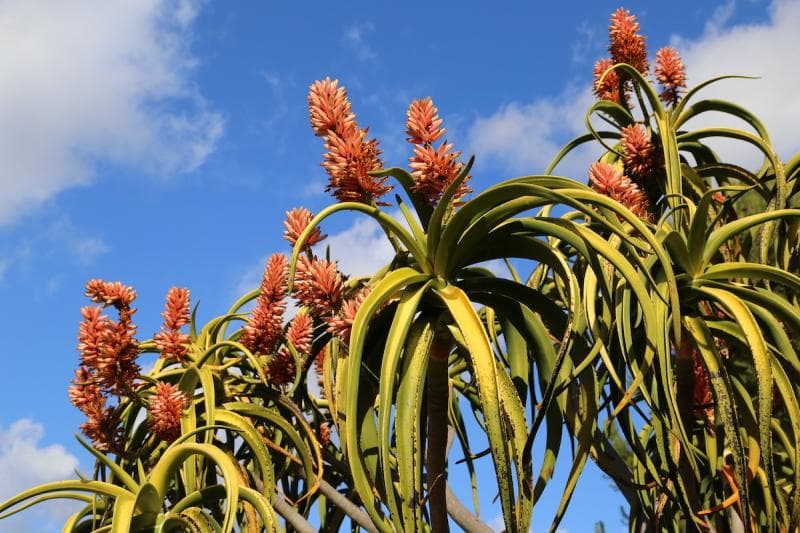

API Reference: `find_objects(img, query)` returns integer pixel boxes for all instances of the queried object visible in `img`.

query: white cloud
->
[673,0,800,162]
[0,0,223,225]
[468,88,602,178]
[342,22,377,62]
[468,0,800,177]
[0,419,81,532]
[317,216,395,278]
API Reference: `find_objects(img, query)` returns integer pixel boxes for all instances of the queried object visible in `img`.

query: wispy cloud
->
[342,22,378,62]
[0,419,81,532]
[0,215,109,285]
[258,70,291,132]
[571,20,603,65]
[0,0,224,225]
[301,179,327,198]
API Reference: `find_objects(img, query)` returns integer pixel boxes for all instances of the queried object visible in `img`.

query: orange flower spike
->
[608,8,648,74]
[268,312,314,387]
[68,366,103,414]
[162,287,190,330]
[308,77,390,204]
[308,77,356,137]
[319,423,331,447]
[85,279,136,308]
[325,286,371,344]
[77,306,111,369]
[621,124,657,179]
[81,279,140,394]
[293,255,344,315]
[322,124,389,204]
[148,381,189,442]
[79,405,121,452]
[405,97,470,205]
[285,311,314,356]
[242,253,288,355]
[588,162,652,221]
[284,207,327,250]
[406,97,445,145]
[655,46,687,106]
[592,58,625,104]
[154,287,191,362]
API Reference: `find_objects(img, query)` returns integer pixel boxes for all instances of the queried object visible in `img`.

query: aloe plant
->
[2,7,799,533]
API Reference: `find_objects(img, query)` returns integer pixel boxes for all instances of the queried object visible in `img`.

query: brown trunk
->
[427,332,451,533]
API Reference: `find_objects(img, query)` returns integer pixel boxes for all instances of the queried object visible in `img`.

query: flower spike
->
[621,124,658,180]
[154,287,191,362]
[308,78,390,204]
[405,97,471,205]
[588,162,652,221]
[242,254,288,355]
[655,46,687,106]
[148,382,189,442]
[284,207,327,250]
[608,8,648,74]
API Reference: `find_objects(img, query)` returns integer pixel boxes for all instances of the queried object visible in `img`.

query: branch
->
[288,462,379,532]
[444,427,494,532]
[317,478,379,533]
[446,483,494,533]
[271,493,316,533]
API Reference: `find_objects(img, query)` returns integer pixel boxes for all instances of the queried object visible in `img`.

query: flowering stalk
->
[68,279,141,451]
[293,255,344,316]
[588,162,652,221]
[620,124,658,182]
[242,254,288,356]
[154,287,191,362]
[308,78,390,204]
[148,381,189,442]
[284,207,326,251]
[406,97,471,205]
[608,8,648,75]
[655,46,687,106]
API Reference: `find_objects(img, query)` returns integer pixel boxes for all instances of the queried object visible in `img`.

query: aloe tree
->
[2,7,799,533]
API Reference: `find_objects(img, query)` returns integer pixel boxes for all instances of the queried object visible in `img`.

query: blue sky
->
[1,0,797,530]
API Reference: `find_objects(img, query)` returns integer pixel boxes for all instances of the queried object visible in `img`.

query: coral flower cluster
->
[69,279,140,451]
[308,78,390,204]
[240,208,373,386]
[242,253,289,356]
[655,46,687,106]
[620,124,659,182]
[154,287,191,361]
[406,97,471,204]
[325,286,371,344]
[148,381,189,442]
[284,207,327,250]
[269,311,314,385]
[588,162,651,221]
[592,9,686,108]
[608,8,648,74]
[589,9,690,220]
